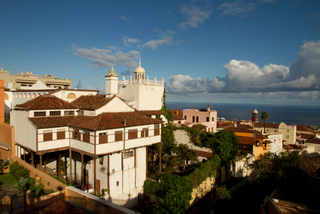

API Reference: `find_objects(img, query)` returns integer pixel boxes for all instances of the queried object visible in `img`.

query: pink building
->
[183,106,217,133]
[0,80,4,123]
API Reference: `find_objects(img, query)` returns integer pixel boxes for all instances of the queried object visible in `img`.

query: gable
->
[96,96,134,114]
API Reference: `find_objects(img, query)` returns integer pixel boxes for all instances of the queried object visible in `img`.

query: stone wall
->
[189,175,215,205]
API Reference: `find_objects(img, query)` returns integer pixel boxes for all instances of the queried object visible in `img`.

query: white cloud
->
[166,40,320,96]
[166,74,225,94]
[219,0,274,16]
[179,4,212,30]
[122,36,141,47]
[118,16,131,21]
[72,44,139,69]
[142,34,172,50]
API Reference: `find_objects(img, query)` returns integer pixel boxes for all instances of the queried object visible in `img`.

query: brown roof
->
[194,150,213,158]
[15,95,77,110]
[306,137,320,144]
[297,125,316,133]
[142,110,164,116]
[238,136,257,145]
[254,122,279,129]
[225,127,267,139]
[29,112,163,130]
[299,133,316,140]
[284,144,303,150]
[71,95,113,110]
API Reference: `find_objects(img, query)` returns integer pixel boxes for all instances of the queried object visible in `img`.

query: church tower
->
[252,109,259,123]
[105,65,119,98]
[133,59,145,81]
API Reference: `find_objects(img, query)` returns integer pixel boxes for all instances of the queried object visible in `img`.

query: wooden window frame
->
[115,131,123,142]
[34,111,46,117]
[50,111,61,116]
[141,128,149,138]
[43,131,53,141]
[57,129,65,140]
[123,150,134,159]
[128,129,138,140]
[83,132,90,143]
[64,111,74,116]
[154,124,160,136]
[99,133,108,144]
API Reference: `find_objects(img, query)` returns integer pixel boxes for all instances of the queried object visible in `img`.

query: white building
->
[11,94,162,207]
[105,61,165,111]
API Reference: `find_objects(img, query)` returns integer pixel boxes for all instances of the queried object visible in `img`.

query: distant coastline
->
[166,102,320,127]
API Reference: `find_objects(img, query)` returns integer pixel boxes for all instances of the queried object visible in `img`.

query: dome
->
[253,109,258,114]
[134,59,145,73]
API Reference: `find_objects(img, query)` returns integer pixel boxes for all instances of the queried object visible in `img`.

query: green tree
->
[213,130,239,163]
[175,144,197,170]
[161,123,177,155]
[260,112,270,133]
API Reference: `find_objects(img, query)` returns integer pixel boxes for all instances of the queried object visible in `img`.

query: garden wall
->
[0,123,15,161]
[189,175,215,205]
[11,156,66,192]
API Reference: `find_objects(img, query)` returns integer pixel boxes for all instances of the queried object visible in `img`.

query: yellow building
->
[0,68,71,89]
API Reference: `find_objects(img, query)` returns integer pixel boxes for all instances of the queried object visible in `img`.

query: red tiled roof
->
[297,125,316,133]
[29,116,76,128]
[284,144,303,150]
[306,137,320,144]
[141,110,164,116]
[29,112,163,130]
[237,136,257,145]
[194,150,213,158]
[254,122,279,129]
[299,133,316,140]
[71,95,113,110]
[15,95,77,110]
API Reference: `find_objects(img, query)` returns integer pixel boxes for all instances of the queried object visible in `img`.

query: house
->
[183,106,218,133]
[225,127,282,159]
[167,109,185,125]
[0,68,71,89]
[10,94,163,207]
[253,122,296,145]
[4,85,98,120]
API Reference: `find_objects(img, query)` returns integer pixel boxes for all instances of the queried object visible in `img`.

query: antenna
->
[95,72,98,90]
[66,67,68,79]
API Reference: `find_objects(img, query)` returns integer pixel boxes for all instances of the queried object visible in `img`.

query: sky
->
[1,0,320,105]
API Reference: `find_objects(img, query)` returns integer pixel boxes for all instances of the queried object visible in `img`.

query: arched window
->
[4,93,9,100]
[67,93,76,99]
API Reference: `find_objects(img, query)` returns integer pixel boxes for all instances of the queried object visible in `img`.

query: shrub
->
[9,161,30,179]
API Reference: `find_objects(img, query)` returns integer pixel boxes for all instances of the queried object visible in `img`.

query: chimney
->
[207,105,210,111]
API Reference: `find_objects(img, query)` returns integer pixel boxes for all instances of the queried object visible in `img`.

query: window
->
[99,156,104,165]
[286,135,289,139]
[196,116,199,123]
[64,111,74,116]
[123,150,134,158]
[34,111,46,117]
[141,128,149,138]
[57,129,65,140]
[83,132,90,143]
[43,130,53,141]
[99,133,108,144]
[115,131,123,142]
[154,124,160,136]
[78,111,84,116]
[50,111,61,116]
[286,130,289,133]
[212,117,214,122]
[184,115,187,120]
[128,129,138,140]
[116,181,119,186]
[192,116,195,123]
[206,117,209,122]
[73,130,80,140]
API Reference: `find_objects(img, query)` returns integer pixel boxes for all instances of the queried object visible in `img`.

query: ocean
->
[166,102,320,127]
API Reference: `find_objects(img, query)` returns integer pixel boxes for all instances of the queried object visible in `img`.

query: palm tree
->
[260,112,270,133]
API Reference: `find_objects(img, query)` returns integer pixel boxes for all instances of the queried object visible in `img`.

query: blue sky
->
[1,0,320,105]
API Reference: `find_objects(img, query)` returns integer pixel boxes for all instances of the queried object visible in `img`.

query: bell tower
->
[105,65,119,98]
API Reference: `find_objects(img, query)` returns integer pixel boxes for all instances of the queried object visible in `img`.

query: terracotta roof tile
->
[297,125,316,133]
[167,109,184,120]
[71,95,113,110]
[194,150,213,158]
[284,144,303,150]
[15,95,76,110]
[306,137,320,144]
[237,136,257,145]
[29,112,163,130]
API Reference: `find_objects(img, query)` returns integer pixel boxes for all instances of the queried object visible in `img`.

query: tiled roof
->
[284,144,303,150]
[254,122,279,129]
[29,116,76,128]
[237,124,252,129]
[225,127,267,139]
[238,136,257,145]
[71,95,113,110]
[141,110,164,116]
[194,150,213,158]
[15,95,77,110]
[297,125,316,133]
[29,112,163,130]
[306,137,320,144]
[298,133,315,140]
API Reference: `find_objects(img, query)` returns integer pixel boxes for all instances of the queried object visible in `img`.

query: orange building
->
[0,80,4,123]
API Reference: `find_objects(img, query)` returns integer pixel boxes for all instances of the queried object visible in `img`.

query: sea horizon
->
[166,102,320,127]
